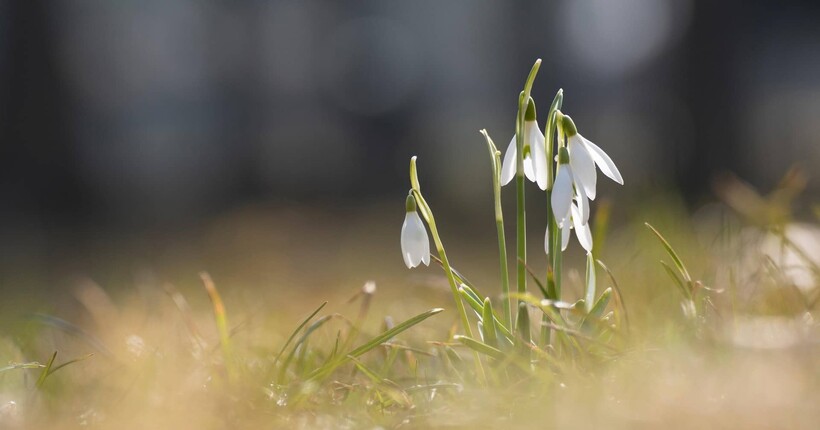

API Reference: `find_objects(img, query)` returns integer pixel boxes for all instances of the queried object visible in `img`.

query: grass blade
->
[36,352,57,388]
[278,314,335,384]
[481,298,499,349]
[201,272,235,378]
[660,260,692,299]
[454,335,505,360]
[645,223,692,282]
[308,308,444,382]
[0,362,45,373]
[274,301,328,365]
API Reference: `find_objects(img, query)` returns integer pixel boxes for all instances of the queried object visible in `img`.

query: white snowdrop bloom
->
[401,194,430,269]
[551,147,575,227]
[562,115,623,200]
[545,200,593,254]
[501,100,548,190]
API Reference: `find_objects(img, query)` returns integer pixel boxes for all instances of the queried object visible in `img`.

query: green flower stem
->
[480,130,511,328]
[409,157,486,382]
[514,60,541,340]
[541,90,563,346]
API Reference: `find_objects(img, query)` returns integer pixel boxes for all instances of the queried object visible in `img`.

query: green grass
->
[0,191,817,429]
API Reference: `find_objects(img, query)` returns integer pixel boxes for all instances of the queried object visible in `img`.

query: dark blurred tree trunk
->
[680,0,744,202]
[0,0,78,221]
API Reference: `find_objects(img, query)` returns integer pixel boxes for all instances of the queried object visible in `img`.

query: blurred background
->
[1,0,819,301]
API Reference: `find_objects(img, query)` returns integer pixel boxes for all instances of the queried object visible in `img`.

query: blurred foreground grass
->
[1,175,819,429]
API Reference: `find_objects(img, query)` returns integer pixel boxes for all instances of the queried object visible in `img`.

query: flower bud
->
[561,114,578,137]
[405,193,417,213]
[557,147,570,165]
[524,98,537,122]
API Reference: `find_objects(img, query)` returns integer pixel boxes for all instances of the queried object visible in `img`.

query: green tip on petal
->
[561,115,578,137]
[558,147,570,164]
[524,98,537,121]
[405,193,417,212]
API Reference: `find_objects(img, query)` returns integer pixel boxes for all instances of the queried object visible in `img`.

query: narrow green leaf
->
[36,351,57,388]
[584,252,597,312]
[481,298,499,349]
[308,308,443,382]
[660,260,692,299]
[516,301,530,344]
[347,308,443,359]
[581,288,612,331]
[645,223,692,282]
[0,362,45,373]
[595,259,631,333]
[454,335,505,361]
[46,353,94,377]
[274,301,328,366]
[459,286,513,341]
[520,257,550,299]
[278,314,334,384]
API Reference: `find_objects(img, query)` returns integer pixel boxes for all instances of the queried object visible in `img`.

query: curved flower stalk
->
[501,99,548,190]
[401,194,431,269]
[562,114,624,201]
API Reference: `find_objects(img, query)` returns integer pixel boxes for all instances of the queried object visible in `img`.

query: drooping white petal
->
[527,121,548,190]
[561,221,571,251]
[571,204,593,252]
[421,231,430,265]
[401,211,430,268]
[544,227,550,255]
[551,166,574,226]
[580,136,623,185]
[568,135,598,200]
[575,184,590,226]
[500,136,517,186]
[523,155,537,183]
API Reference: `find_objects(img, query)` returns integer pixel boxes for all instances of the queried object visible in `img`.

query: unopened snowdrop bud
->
[561,114,578,137]
[401,193,430,269]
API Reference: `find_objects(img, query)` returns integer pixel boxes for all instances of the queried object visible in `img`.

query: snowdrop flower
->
[561,115,623,200]
[501,99,548,190]
[551,147,589,227]
[401,194,430,269]
[545,202,593,254]
[548,149,593,254]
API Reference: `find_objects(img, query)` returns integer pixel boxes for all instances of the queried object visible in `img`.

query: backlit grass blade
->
[0,362,45,373]
[459,286,514,342]
[346,308,443,359]
[645,223,692,283]
[581,288,611,331]
[201,272,235,379]
[595,259,630,333]
[481,298,499,349]
[308,308,443,382]
[521,257,550,299]
[454,335,505,361]
[36,351,57,388]
[274,301,328,366]
[278,314,334,384]
[584,252,597,312]
[660,260,692,299]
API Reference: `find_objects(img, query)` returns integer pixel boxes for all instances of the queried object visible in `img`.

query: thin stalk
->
[412,190,472,340]
[481,130,512,328]
[542,90,563,345]
[514,59,541,338]
[409,157,486,383]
